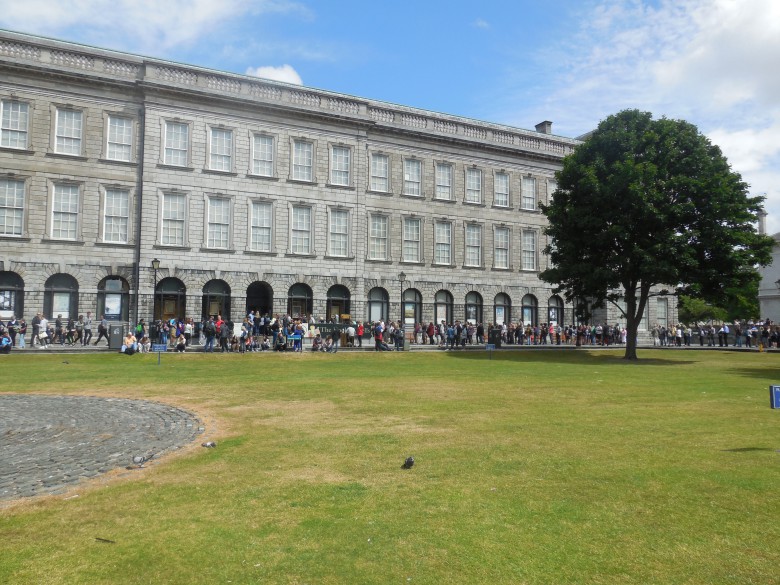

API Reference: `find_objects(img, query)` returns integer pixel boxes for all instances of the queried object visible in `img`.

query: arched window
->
[0,271,24,320]
[246,281,273,317]
[202,279,231,321]
[287,283,313,319]
[367,287,388,323]
[97,276,129,321]
[575,297,590,324]
[44,273,78,319]
[465,291,483,324]
[326,285,351,322]
[434,290,453,325]
[494,293,511,326]
[403,289,422,327]
[547,295,564,325]
[522,294,538,326]
[155,277,186,322]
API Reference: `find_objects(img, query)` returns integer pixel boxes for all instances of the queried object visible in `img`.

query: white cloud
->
[246,64,302,85]
[473,18,490,29]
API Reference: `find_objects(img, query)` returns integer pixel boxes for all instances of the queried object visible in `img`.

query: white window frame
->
[106,115,133,162]
[465,168,482,204]
[435,163,452,200]
[370,153,389,192]
[164,121,189,167]
[465,224,482,267]
[102,187,129,244]
[206,196,231,249]
[0,178,25,237]
[1,100,29,150]
[330,145,351,186]
[51,183,80,240]
[494,226,510,269]
[368,213,388,260]
[494,172,509,207]
[522,229,537,271]
[546,179,558,205]
[521,176,537,211]
[403,159,422,197]
[328,208,350,257]
[250,200,273,252]
[209,127,233,172]
[291,205,312,254]
[161,192,187,246]
[434,221,452,265]
[54,108,83,156]
[292,140,314,182]
[252,134,275,177]
[402,217,421,262]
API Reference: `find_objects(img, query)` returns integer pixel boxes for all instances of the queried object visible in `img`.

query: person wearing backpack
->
[203,317,217,352]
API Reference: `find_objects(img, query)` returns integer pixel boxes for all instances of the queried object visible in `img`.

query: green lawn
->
[2,349,779,584]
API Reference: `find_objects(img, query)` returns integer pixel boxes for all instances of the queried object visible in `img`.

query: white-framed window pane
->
[370,154,389,192]
[331,146,350,186]
[208,197,230,248]
[368,214,388,260]
[164,122,189,166]
[52,184,79,239]
[403,218,421,262]
[547,180,558,202]
[657,297,668,328]
[1,100,29,149]
[435,164,452,200]
[494,227,509,269]
[55,109,82,155]
[466,168,482,203]
[252,135,274,176]
[210,128,233,171]
[251,201,272,252]
[404,159,421,196]
[162,193,186,246]
[465,224,482,266]
[107,116,132,161]
[522,230,537,270]
[329,209,349,256]
[434,221,451,264]
[103,188,129,243]
[522,177,537,210]
[494,172,509,207]
[292,206,311,253]
[0,178,25,236]
[293,141,313,181]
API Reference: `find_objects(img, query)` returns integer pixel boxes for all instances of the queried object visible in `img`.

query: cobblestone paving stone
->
[0,395,203,501]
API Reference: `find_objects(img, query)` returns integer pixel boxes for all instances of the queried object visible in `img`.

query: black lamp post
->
[398,271,406,327]
[151,258,160,320]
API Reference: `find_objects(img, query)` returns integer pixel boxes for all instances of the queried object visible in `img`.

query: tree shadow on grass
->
[720,447,777,453]
[727,365,780,382]
[442,350,696,367]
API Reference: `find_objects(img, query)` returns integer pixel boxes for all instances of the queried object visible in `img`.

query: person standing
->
[94,314,110,345]
[82,311,94,346]
[203,317,216,352]
[31,313,41,347]
[6,315,18,347]
[38,315,50,348]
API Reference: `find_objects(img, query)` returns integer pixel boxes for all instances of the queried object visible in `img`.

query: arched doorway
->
[326,285,350,322]
[367,287,388,323]
[246,281,273,316]
[547,295,564,325]
[287,283,313,319]
[97,276,129,321]
[44,273,78,319]
[403,289,421,327]
[155,277,186,321]
[522,294,538,326]
[434,290,453,325]
[202,279,231,321]
[0,271,24,320]
[494,293,511,325]
[465,291,483,324]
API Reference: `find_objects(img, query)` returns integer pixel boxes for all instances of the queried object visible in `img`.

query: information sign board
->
[771,385,780,409]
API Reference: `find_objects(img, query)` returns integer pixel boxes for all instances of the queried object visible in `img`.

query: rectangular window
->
[291,205,311,254]
[103,188,129,243]
[403,217,421,262]
[329,209,349,257]
[55,108,82,155]
[252,135,274,176]
[0,179,24,236]
[494,172,509,207]
[107,116,132,162]
[370,154,389,192]
[435,164,452,200]
[434,221,451,265]
[209,128,233,171]
[207,197,230,248]
[292,140,313,182]
[657,297,668,328]
[403,159,421,196]
[465,224,482,266]
[52,184,79,240]
[465,168,482,204]
[368,214,388,260]
[330,146,351,186]
[547,179,558,202]
[1,100,29,149]
[494,227,509,269]
[522,230,537,270]
[250,201,272,252]
[162,193,186,246]
[164,121,189,166]
[521,176,537,210]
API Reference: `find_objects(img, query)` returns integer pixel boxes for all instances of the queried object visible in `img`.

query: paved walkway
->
[0,395,203,502]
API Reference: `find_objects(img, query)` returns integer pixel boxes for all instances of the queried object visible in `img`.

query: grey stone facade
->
[0,31,675,333]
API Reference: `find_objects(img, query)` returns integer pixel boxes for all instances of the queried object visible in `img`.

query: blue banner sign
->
[771,385,780,409]
[152,344,167,353]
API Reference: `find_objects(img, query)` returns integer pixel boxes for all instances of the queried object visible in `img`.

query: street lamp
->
[151,258,160,320]
[398,271,406,327]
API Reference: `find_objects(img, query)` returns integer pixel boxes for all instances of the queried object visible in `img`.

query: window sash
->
[521,177,536,210]
[103,188,129,243]
[291,206,311,253]
[522,230,536,270]
[209,128,233,171]
[251,201,272,251]
[403,160,421,196]
[252,135,274,176]
[368,214,388,259]
[466,169,482,203]
[434,222,451,264]
[207,198,230,248]
[162,193,185,246]
[0,179,24,236]
[331,147,350,186]
[494,227,509,269]
[435,164,452,199]
[329,209,349,256]
[370,154,389,192]
[55,109,82,155]
[107,116,132,161]
[52,184,79,240]
[1,100,29,149]
[164,122,189,166]
[465,225,482,266]
[293,141,313,181]
[403,218,421,262]
[494,173,509,207]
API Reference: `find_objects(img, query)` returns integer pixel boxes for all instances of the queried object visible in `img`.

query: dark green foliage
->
[541,109,773,359]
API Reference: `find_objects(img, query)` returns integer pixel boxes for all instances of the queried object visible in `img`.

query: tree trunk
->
[623,284,649,361]
[624,316,639,360]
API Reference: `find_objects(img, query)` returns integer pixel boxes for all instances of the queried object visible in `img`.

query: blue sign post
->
[485,343,496,360]
[152,343,167,365]
[770,385,780,409]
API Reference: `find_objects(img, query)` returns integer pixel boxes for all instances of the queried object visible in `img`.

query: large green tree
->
[540,109,773,360]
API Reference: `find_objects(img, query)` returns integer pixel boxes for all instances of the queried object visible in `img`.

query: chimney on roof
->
[758,207,767,235]
[535,121,552,135]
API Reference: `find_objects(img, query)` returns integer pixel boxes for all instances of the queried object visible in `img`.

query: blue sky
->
[3,0,780,232]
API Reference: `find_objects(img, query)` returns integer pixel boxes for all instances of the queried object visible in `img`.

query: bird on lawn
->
[402,456,414,469]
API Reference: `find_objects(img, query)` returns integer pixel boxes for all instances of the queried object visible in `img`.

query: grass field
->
[1,349,779,584]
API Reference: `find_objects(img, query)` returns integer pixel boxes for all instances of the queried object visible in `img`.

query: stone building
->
[0,30,675,334]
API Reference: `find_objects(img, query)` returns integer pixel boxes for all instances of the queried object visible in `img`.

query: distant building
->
[0,30,675,333]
